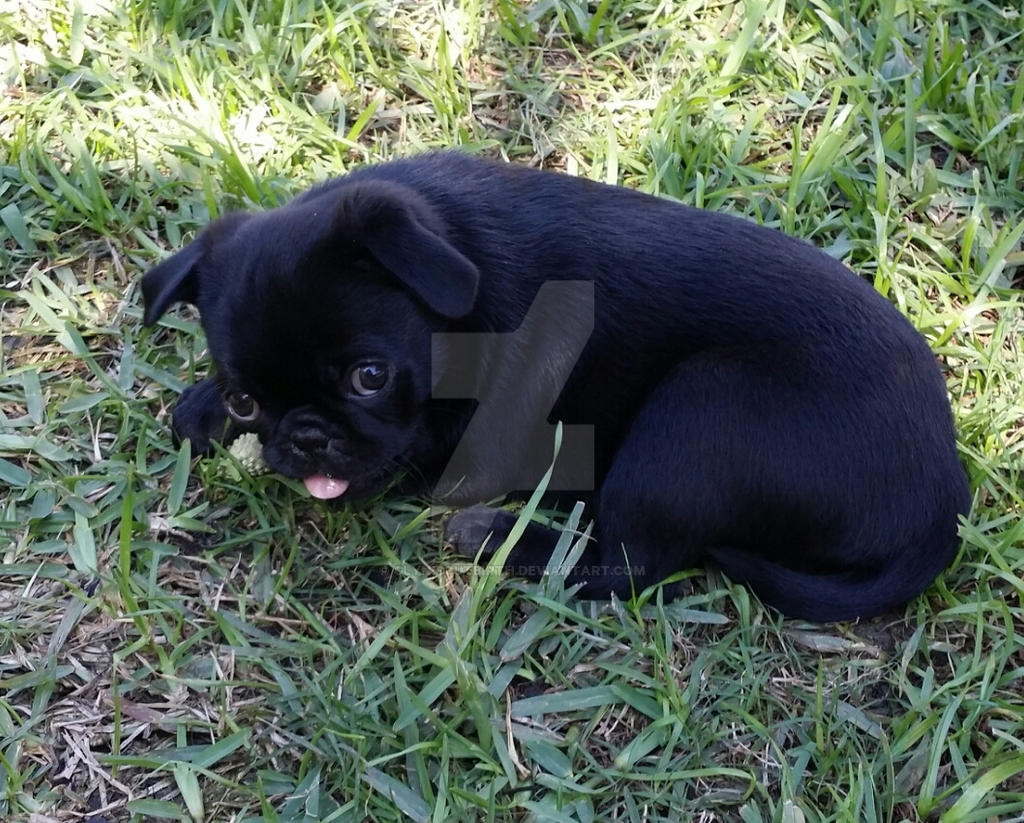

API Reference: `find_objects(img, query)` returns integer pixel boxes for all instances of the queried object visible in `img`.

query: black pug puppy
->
[142,151,970,621]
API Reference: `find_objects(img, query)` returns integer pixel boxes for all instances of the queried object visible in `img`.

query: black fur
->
[142,151,970,621]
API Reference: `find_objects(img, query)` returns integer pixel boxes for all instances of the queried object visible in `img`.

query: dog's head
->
[142,180,480,499]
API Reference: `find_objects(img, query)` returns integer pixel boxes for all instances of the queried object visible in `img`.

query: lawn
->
[1,0,1023,820]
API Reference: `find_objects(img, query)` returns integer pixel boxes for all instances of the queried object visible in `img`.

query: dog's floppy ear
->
[339,182,479,318]
[141,213,251,325]
[141,240,204,326]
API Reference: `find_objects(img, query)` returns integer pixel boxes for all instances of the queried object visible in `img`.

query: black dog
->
[142,151,970,621]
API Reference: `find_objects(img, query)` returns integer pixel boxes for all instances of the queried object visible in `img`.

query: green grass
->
[2,0,1023,820]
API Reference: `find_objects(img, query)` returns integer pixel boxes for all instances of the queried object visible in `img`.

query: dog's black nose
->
[290,424,328,454]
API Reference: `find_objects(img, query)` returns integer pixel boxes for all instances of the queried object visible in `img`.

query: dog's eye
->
[349,362,390,397]
[224,390,260,423]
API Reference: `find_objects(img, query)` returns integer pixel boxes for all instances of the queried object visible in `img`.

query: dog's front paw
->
[171,378,233,452]
[445,506,567,584]
[445,505,515,558]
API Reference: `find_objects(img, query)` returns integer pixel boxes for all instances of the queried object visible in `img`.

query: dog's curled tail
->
[707,539,959,622]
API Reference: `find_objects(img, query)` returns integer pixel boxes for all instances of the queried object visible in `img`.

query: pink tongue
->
[303,475,350,500]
